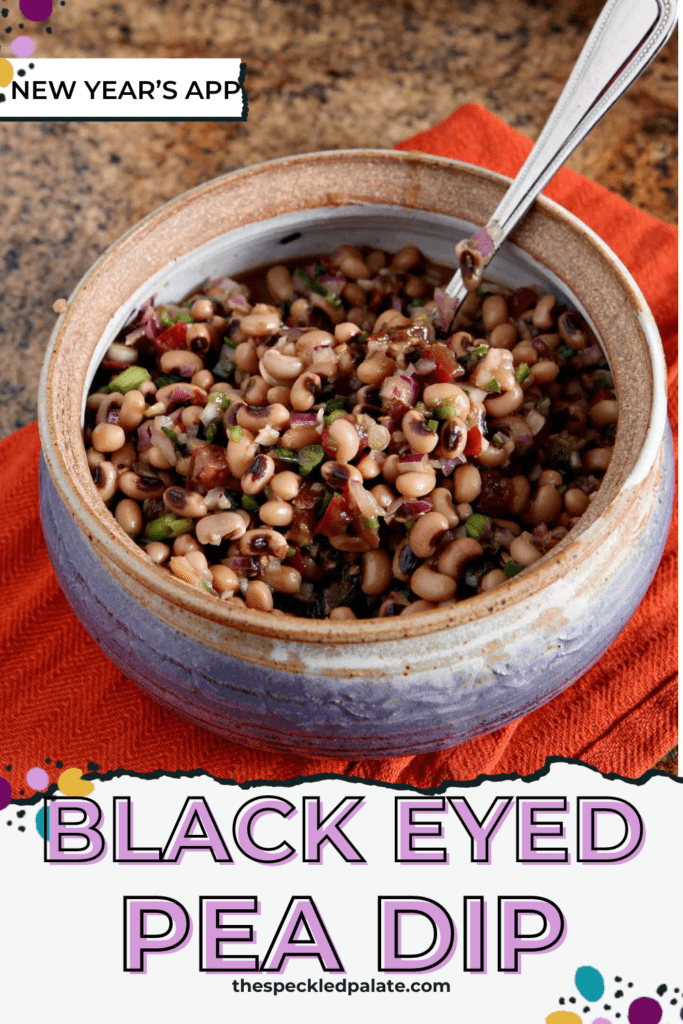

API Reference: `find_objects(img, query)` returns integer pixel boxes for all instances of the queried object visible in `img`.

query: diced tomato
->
[187,444,236,495]
[316,493,352,538]
[464,425,482,457]
[288,482,325,547]
[153,322,188,355]
[428,343,459,383]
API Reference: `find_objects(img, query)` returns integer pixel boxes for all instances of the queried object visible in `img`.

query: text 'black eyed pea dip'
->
[83,244,618,619]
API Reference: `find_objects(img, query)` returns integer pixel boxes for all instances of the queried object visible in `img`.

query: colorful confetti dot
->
[0,777,11,811]
[26,766,49,790]
[0,56,12,85]
[35,806,49,839]
[592,1019,612,1024]
[57,767,94,797]
[576,967,606,1002]
[11,35,35,56]
[547,1014,582,1024]
[19,0,52,19]
[628,998,662,1024]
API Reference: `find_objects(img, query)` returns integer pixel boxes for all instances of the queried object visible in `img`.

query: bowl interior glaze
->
[39,150,665,644]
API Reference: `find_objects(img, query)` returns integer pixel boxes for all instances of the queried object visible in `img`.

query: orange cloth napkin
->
[0,105,676,795]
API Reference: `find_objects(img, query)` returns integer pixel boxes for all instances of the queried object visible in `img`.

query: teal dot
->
[36,806,49,839]
[575,965,605,1002]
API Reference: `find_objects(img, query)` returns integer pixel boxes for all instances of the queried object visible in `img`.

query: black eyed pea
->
[410,564,457,602]
[233,342,260,374]
[539,469,563,487]
[342,282,367,307]
[439,418,467,459]
[159,349,204,377]
[390,245,422,272]
[92,461,118,502]
[195,512,247,546]
[148,445,175,471]
[484,383,524,417]
[334,322,361,344]
[526,483,562,526]
[243,376,271,407]
[169,555,202,586]
[326,418,360,464]
[423,382,470,420]
[145,541,171,565]
[489,322,519,349]
[290,297,313,327]
[531,293,556,330]
[185,549,209,574]
[361,549,393,596]
[437,537,483,579]
[583,448,612,473]
[259,499,294,528]
[262,562,302,594]
[118,470,166,500]
[118,390,147,432]
[481,294,508,331]
[336,252,370,280]
[239,529,289,560]
[330,606,357,620]
[401,599,437,615]
[290,371,321,412]
[186,323,212,356]
[175,456,191,477]
[92,422,126,453]
[86,447,105,470]
[173,534,204,556]
[260,348,304,385]
[154,383,207,410]
[240,309,282,337]
[210,564,239,597]
[373,309,411,332]
[511,341,539,366]
[475,441,509,468]
[455,502,473,520]
[192,369,214,391]
[267,385,292,406]
[281,424,320,449]
[370,483,395,510]
[190,298,215,322]
[162,486,209,518]
[402,409,438,455]
[409,512,450,559]
[395,469,437,498]
[510,475,531,515]
[356,450,385,480]
[295,329,334,360]
[509,533,542,566]
[237,403,290,433]
[329,534,375,553]
[589,398,619,427]
[115,498,143,537]
[241,453,275,495]
[558,312,587,350]
[452,464,482,504]
[356,352,396,386]
[392,538,421,583]
[530,360,560,385]
[430,487,459,528]
[95,392,124,425]
[266,265,294,304]
[480,568,507,591]
[381,454,400,486]
[180,405,204,430]
[366,249,387,273]
[378,596,411,617]
[270,471,301,501]
[564,488,589,516]
[321,461,363,489]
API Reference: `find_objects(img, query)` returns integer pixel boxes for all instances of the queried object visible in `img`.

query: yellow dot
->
[0,58,13,88]
[546,1014,583,1024]
[58,767,95,797]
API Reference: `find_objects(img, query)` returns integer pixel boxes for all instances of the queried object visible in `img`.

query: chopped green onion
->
[205,419,220,444]
[325,397,348,416]
[145,513,193,541]
[472,345,488,361]
[427,419,439,432]
[222,334,239,349]
[558,485,567,494]
[298,444,325,476]
[286,547,296,558]
[209,391,233,410]
[200,580,216,594]
[103,366,152,394]
[320,490,333,515]
[557,344,574,361]
[241,494,261,512]
[213,343,236,381]
[274,446,299,466]
[593,370,614,389]
[229,425,243,442]
[465,513,491,541]
[153,374,182,389]
[361,516,379,531]
[292,268,342,308]
[433,401,455,420]
[404,519,415,531]
[161,426,179,445]
[504,561,524,578]
[415,401,427,413]
[483,378,502,394]
[491,431,508,448]
[515,363,531,384]
[159,310,173,329]
[174,310,195,324]
[324,409,347,427]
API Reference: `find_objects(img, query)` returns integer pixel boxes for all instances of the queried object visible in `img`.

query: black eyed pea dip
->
[83,244,618,619]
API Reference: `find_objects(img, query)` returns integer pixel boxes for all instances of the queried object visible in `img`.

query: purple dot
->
[19,0,52,21]
[0,778,11,811]
[628,998,662,1024]
[11,34,35,56]
[592,1019,612,1024]
[26,767,49,790]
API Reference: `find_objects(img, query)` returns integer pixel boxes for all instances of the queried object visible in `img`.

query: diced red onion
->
[398,452,426,466]
[320,273,346,297]
[122,326,148,348]
[434,288,458,332]
[227,294,249,312]
[290,412,318,426]
[137,421,153,452]
[401,500,431,517]
[440,459,457,477]
[415,359,437,375]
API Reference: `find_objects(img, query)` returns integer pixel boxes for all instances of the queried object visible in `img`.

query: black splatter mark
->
[29,62,33,67]
[569,998,576,1004]
[18,68,25,76]
[615,990,624,998]
[4,26,11,33]
[87,762,100,772]
[0,9,7,16]
[583,1008,589,1014]
[17,810,25,819]
[5,765,10,771]
[56,761,63,769]
[0,94,6,102]
[19,790,24,795]
[6,819,12,825]
[604,1006,611,1011]
[615,977,622,982]
[658,986,668,996]
[45,26,51,32]
[18,826,25,832]
[627,983,633,988]
[559,998,565,1005]
[45,758,51,764]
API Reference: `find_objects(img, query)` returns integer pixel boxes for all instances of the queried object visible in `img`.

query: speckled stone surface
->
[0,1,677,768]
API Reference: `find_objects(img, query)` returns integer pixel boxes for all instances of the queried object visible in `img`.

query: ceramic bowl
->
[38,150,673,758]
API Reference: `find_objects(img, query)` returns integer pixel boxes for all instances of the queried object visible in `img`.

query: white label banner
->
[2,59,247,119]
[1,762,681,1023]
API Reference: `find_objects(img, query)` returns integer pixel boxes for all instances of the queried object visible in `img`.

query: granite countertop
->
[0,0,677,772]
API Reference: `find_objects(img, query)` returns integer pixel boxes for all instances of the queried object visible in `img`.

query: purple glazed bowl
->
[38,150,673,758]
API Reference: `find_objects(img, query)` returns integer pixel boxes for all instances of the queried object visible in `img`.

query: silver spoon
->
[445,0,677,304]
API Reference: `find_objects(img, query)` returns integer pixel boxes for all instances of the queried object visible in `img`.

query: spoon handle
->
[445,0,678,300]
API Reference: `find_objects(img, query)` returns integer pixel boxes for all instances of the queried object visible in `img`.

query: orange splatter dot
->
[0,58,13,87]
[57,768,94,797]
[546,1014,583,1024]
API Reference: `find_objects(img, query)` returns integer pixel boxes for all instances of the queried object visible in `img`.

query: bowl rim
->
[38,147,667,645]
